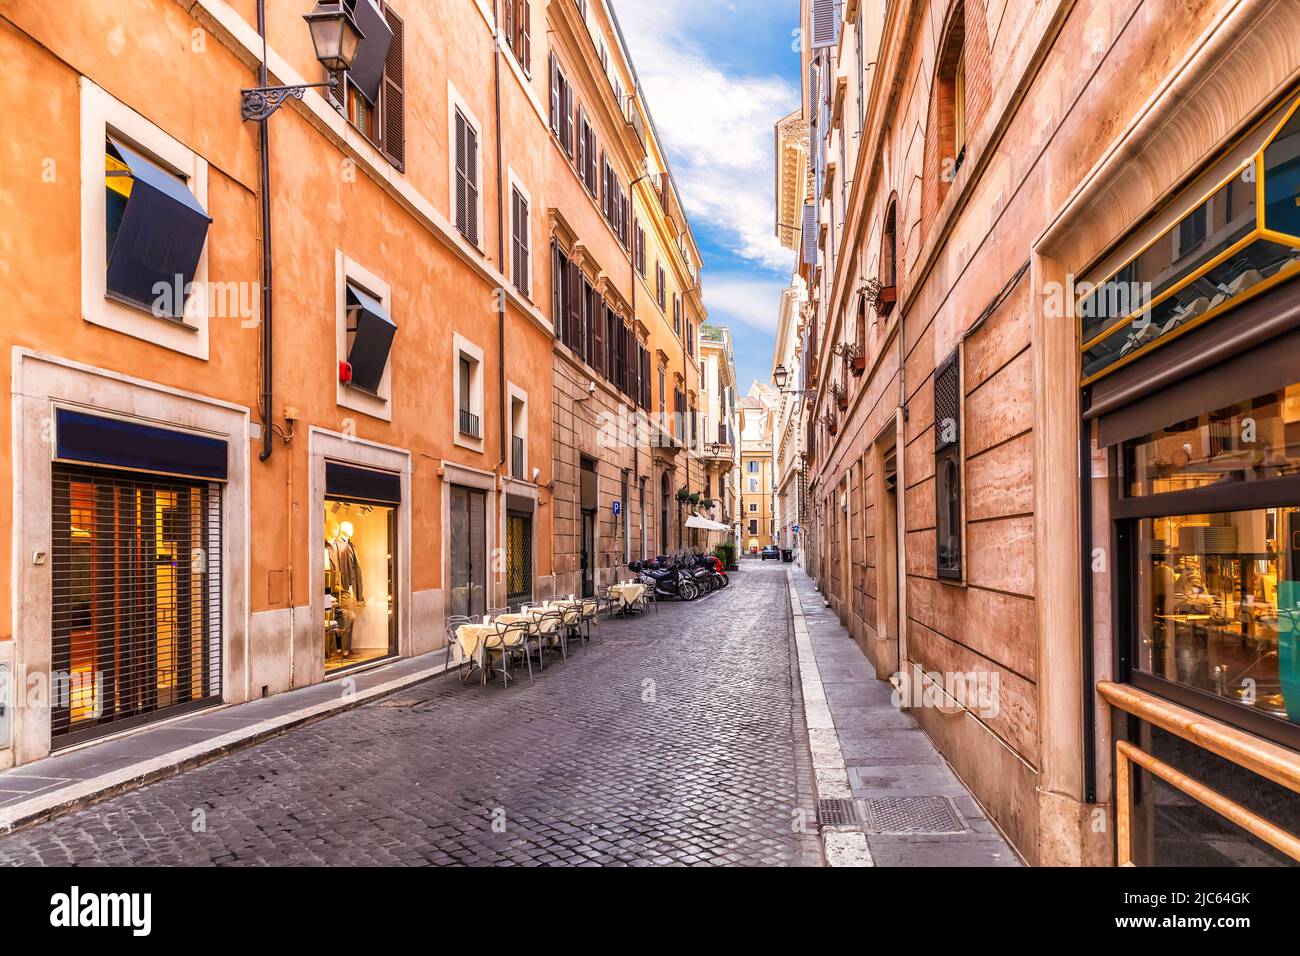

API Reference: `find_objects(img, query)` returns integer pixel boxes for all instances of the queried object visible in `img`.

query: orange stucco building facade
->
[0,0,705,767]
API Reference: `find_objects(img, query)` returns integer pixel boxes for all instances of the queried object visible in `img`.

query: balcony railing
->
[511,435,525,480]
[459,408,480,438]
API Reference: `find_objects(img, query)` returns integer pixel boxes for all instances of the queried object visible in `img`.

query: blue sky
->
[612,0,801,394]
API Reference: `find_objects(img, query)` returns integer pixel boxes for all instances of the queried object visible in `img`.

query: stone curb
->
[787,571,874,867]
[0,659,455,836]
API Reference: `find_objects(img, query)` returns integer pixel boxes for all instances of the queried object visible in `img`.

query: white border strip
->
[787,570,873,867]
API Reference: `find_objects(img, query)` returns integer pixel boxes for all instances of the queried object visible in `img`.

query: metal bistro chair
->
[595,585,617,619]
[557,601,586,649]
[491,619,535,687]
[445,615,472,674]
[580,595,600,641]
[534,607,568,663]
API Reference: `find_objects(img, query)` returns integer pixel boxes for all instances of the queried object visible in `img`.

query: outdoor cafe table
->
[608,582,646,614]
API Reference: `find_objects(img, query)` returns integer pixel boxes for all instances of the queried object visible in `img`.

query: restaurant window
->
[934,350,963,581]
[1118,381,1300,743]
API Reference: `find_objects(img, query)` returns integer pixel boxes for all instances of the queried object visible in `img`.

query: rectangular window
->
[511,187,529,295]
[449,485,488,618]
[656,263,666,310]
[934,351,963,580]
[454,109,479,245]
[504,0,531,74]
[458,352,481,438]
[1118,380,1300,742]
[331,1,404,170]
[549,56,575,159]
[635,222,646,276]
[673,295,681,336]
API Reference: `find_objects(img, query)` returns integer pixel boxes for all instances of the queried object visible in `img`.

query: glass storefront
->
[324,499,396,672]
[1124,383,1300,734]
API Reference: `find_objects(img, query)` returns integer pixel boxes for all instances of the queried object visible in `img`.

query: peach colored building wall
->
[0,0,705,768]
[796,0,1300,865]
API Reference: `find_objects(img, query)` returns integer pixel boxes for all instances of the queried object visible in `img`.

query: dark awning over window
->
[344,0,394,104]
[345,282,397,394]
[55,408,228,481]
[326,462,401,504]
[106,138,212,318]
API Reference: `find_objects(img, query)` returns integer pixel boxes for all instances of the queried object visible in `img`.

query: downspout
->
[492,0,507,606]
[493,0,507,473]
[257,0,274,464]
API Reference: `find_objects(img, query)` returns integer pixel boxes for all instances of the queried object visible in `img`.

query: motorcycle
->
[631,556,700,601]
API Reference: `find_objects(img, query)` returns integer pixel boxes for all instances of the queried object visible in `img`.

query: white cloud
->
[700,272,789,333]
[613,0,798,273]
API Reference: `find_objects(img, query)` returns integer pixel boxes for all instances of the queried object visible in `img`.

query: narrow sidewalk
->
[788,570,1021,866]
[0,651,453,834]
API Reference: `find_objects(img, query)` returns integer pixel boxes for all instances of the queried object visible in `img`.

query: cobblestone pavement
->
[0,562,821,866]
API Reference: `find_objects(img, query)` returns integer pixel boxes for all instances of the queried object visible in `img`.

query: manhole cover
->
[863,796,966,834]
[818,798,860,827]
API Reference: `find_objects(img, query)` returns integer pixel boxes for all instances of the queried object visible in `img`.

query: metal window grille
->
[52,464,222,746]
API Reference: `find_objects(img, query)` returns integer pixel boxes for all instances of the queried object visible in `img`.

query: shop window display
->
[324,500,395,672]
[1125,383,1300,735]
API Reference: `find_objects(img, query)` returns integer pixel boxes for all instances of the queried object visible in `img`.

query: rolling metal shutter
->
[51,464,223,747]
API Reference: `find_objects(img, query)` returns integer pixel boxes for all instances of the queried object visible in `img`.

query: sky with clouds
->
[611,0,801,394]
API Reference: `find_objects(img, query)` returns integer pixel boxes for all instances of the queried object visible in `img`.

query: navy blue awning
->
[344,0,393,105]
[56,408,228,481]
[326,462,401,504]
[106,138,212,318]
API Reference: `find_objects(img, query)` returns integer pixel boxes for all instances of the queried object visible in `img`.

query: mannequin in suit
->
[326,517,361,658]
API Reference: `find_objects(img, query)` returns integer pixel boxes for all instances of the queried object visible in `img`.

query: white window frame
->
[447,81,485,252]
[335,251,394,422]
[80,78,211,359]
[507,380,529,479]
[453,331,486,453]
[507,168,533,299]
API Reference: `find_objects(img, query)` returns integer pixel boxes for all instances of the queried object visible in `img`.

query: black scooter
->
[631,557,700,601]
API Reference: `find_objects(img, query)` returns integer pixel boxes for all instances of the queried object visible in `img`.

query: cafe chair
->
[493,619,535,687]
[445,615,471,674]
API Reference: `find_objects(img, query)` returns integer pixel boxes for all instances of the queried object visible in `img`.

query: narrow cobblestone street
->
[0,563,821,867]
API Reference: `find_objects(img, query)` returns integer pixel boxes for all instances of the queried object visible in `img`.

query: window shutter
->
[454,111,468,237]
[577,109,587,186]
[801,203,817,265]
[567,262,581,353]
[379,6,405,171]
[549,54,559,133]
[516,192,529,292]
[520,1,531,74]
[466,123,480,245]
[810,0,839,48]
[552,243,564,341]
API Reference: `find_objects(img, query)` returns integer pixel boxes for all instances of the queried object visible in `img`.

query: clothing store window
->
[1120,381,1300,740]
[324,496,396,673]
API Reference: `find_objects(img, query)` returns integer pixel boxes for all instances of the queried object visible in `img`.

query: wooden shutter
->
[549,54,559,133]
[577,109,587,186]
[378,5,405,170]
[810,0,839,49]
[551,243,564,342]
[467,124,479,245]
[567,261,582,353]
[454,110,468,237]
[519,1,531,74]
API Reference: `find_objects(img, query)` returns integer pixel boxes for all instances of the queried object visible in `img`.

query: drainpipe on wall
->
[492,0,507,605]
[256,0,274,465]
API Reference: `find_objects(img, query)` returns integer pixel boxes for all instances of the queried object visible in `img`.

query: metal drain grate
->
[372,694,425,709]
[818,798,861,827]
[863,796,966,834]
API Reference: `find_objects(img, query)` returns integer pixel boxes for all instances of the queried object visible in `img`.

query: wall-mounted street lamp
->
[240,2,364,121]
[773,364,818,399]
